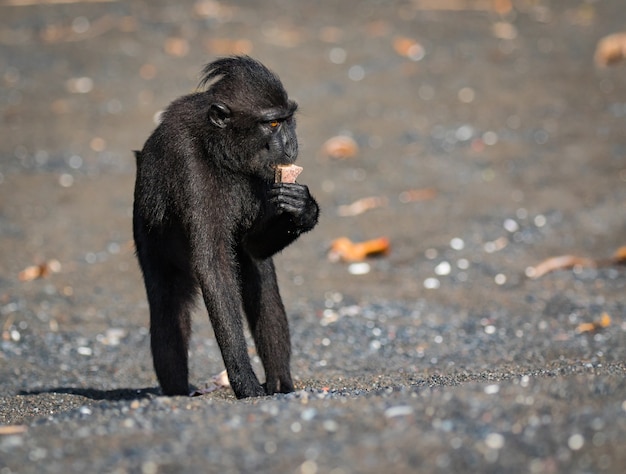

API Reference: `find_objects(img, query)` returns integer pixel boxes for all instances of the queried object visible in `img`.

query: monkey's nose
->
[284,142,298,162]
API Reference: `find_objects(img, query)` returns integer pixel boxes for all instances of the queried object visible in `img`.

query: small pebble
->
[450,238,465,250]
[458,87,475,103]
[423,277,440,289]
[434,261,451,276]
[534,214,547,227]
[484,384,500,395]
[323,420,339,432]
[77,346,92,356]
[290,422,302,433]
[568,434,585,451]
[485,433,505,450]
[348,262,370,275]
[384,406,414,418]
[503,218,519,233]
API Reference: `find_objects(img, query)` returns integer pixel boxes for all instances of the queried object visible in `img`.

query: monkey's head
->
[199,56,299,180]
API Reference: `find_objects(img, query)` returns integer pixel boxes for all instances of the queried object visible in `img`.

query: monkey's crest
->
[199,56,289,111]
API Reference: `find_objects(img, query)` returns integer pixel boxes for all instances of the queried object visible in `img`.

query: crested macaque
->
[133,56,319,398]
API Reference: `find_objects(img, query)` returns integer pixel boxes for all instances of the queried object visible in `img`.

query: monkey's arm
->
[244,183,319,259]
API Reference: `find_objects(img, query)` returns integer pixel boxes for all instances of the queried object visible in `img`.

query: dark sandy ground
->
[1,1,625,473]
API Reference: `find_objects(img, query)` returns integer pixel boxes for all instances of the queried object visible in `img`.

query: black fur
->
[133,56,319,398]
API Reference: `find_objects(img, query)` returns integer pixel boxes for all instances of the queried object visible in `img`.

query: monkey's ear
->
[208,103,231,129]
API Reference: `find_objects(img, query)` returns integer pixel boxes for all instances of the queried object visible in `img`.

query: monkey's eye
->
[269,120,280,129]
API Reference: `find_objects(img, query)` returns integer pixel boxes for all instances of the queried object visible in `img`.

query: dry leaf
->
[367,21,390,38]
[139,63,157,80]
[322,136,359,160]
[18,260,62,282]
[594,33,626,67]
[212,369,230,388]
[393,37,425,61]
[525,255,595,279]
[164,37,190,57]
[484,236,509,254]
[190,369,230,396]
[613,246,626,263]
[0,425,27,435]
[492,22,518,40]
[527,244,626,279]
[204,38,253,55]
[262,26,303,48]
[576,312,611,333]
[194,1,236,21]
[398,188,437,203]
[39,14,117,43]
[493,0,513,15]
[337,196,388,217]
[328,237,390,262]
[413,0,501,11]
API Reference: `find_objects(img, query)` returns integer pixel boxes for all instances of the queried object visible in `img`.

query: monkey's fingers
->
[275,196,307,214]
[269,183,310,200]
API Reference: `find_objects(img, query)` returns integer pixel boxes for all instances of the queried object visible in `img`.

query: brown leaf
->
[412,0,502,11]
[393,37,425,61]
[204,38,253,55]
[398,188,437,203]
[337,196,388,217]
[322,136,359,160]
[262,25,303,48]
[528,244,626,279]
[190,369,230,396]
[0,425,27,435]
[328,237,390,262]
[164,37,190,57]
[526,255,595,279]
[18,260,61,282]
[576,312,611,333]
[613,246,626,263]
[594,32,626,67]
[194,1,237,21]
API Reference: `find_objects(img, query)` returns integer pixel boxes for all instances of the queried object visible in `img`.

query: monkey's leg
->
[140,255,194,396]
[240,255,294,395]
[196,256,266,399]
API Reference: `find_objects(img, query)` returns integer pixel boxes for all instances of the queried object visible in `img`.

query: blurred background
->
[1,2,626,472]
[2,0,625,305]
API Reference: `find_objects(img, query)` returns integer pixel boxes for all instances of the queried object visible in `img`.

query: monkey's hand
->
[268,183,319,232]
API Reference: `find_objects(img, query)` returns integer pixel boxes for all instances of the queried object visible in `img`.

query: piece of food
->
[274,164,303,183]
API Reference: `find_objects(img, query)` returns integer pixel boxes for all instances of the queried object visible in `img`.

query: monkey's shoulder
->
[161,92,210,124]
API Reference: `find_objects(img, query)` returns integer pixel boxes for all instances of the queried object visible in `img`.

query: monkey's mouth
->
[279,151,298,165]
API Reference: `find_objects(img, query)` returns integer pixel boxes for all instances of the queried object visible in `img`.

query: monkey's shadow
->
[18,386,161,401]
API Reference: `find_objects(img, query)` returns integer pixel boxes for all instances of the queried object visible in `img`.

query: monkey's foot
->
[264,374,295,395]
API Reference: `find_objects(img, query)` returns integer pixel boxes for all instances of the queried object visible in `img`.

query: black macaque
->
[133,56,319,398]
